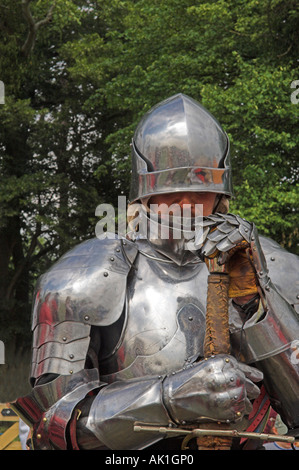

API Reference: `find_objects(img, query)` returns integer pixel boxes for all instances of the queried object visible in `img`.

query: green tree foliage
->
[66,0,298,250]
[0,0,298,345]
[0,0,124,343]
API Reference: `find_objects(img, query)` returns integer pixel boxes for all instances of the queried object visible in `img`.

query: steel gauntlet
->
[84,355,262,450]
[163,354,262,425]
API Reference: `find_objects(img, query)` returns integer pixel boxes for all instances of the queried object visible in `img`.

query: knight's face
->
[147,192,217,217]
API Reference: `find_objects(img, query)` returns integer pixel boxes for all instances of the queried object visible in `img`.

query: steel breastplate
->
[99,241,209,383]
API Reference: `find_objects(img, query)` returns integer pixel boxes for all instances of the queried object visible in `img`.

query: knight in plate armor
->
[13,94,299,450]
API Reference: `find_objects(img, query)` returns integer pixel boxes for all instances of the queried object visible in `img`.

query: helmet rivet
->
[104,272,108,277]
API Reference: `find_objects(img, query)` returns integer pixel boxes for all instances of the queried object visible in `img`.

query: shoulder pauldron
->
[31,236,138,379]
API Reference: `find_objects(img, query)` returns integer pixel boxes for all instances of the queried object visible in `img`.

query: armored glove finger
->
[196,213,259,298]
[197,213,253,264]
[163,354,263,426]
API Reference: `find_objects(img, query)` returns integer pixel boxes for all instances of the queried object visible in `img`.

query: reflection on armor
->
[130,94,232,202]
[30,237,138,379]
[12,232,299,450]
[99,238,207,383]
[12,94,299,451]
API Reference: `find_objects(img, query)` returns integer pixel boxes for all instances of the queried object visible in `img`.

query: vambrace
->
[78,355,258,450]
[83,376,172,450]
[12,369,101,450]
[231,226,299,433]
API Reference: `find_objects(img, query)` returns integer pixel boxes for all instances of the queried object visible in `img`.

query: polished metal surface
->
[259,235,299,310]
[130,202,203,265]
[130,94,232,202]
[230,279,299,429]
[31,322,91,378]
[87,353,262,450]
[32,237,138,329]
[231,282,299,363]
[30,236,138,379]
[17,93,299,451]
[13,369,100,450]
[20,229,299,449]
[99,238,207,383]
[86,376,170,450]
[229,234,299,430]
[257,349,299,429]
[197,213,253,263]
[163,354,262,425]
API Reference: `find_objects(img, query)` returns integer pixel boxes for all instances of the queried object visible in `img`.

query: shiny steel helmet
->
[129,93,232,202]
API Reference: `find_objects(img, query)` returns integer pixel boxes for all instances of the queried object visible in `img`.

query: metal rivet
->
[116,248,120,252]
[230,377,234,382]
[265,286,270,291]
[62,336,67,342]
[37,434,42,439]
[236,411,242,417]
[69,354,74,359]
[270,257,275,261]
[42,417,47,422]
[103,272,108,277]
[69,370,73,374]
[259,271,263,276]
[188,316,193,321]
[84,315,89,321]
[234,396,238,400]
[225,358,230,363]
[110,257,115,261]
[296,294,299,299]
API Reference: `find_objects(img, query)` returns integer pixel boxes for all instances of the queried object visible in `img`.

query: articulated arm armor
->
[13,227,299,450]
[198,213,299,432]
[12,91,298,450]
[233,227,299,432]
